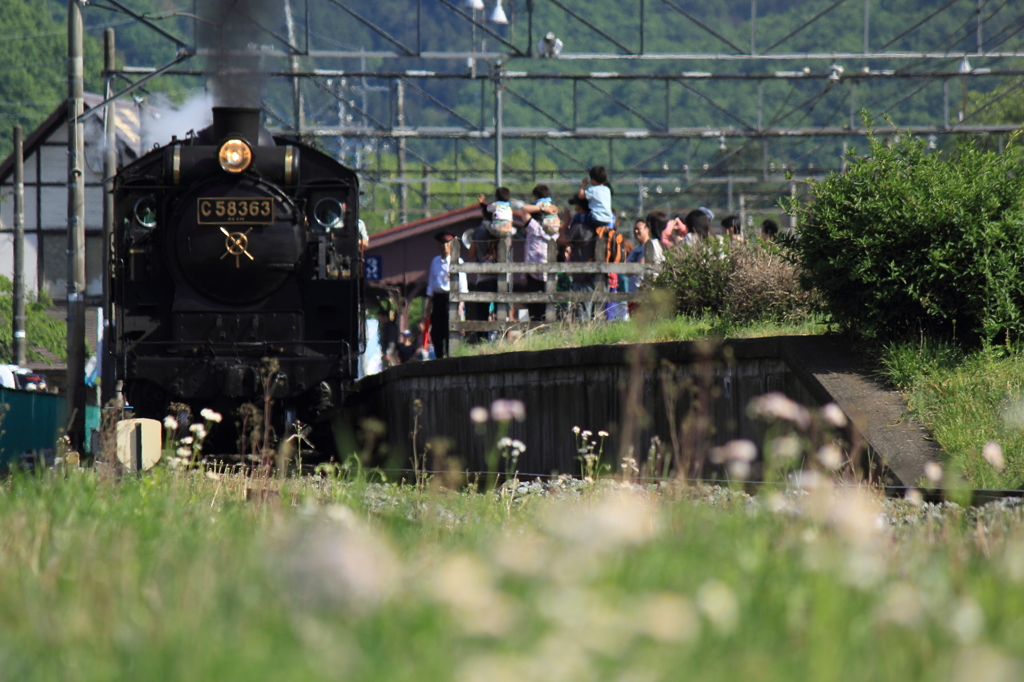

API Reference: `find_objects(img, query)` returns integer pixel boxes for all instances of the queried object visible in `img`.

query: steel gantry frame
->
[84,0,1024,221]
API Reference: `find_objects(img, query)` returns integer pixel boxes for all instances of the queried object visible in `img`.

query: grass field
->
[2,468,1023,682]
[879,343,1024,490]
[452,313,827,357]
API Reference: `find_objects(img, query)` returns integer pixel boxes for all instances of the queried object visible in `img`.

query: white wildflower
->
[876,582,926,628]
[597,430,609,438]
[508,400,526,422]
[696,580,739,634]
[906,488,924,507]
[189,423,207,439]
[572,426,581,435]
[770,434,802,460]
[582,430,593,439]
[176,446,191,457]
[163,415,178,431]
[728,460,751,480]
[200,408,222,423]
[816,443,844,470]
[726,439,757,462]
[748,392,811,430]
[821,403,848,428]
[511,440,526,453]
[497,437,513,449]
[470,406,489,424]
[983,440,1006,473]
[180,436,194,445]
[490,400,513,422]
[948,597,985,643]
[633,593,700,643]
[950,645,1020,682]
[924,461,943,484]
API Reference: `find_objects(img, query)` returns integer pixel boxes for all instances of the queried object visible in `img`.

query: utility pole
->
[396,79,408,224]
[12,125,26,367]
[102,28,117,405]
[67,0,87,450]
[494,67,504,188]
[422,166,431,219]
[284,0,304,135]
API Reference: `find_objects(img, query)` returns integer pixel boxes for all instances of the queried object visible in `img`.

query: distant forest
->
[0,0,1020,226]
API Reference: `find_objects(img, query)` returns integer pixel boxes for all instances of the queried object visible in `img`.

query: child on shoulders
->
[478,187,515,238]
[575,165,613,228]
[516,184,561,235]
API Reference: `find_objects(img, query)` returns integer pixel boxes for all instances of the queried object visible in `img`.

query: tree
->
[0,276,66,364]
[0,0,103,161]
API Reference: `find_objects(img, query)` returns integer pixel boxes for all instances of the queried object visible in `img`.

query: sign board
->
[197,197,275,224]
[365,255,383,281]
[115,418,162,471]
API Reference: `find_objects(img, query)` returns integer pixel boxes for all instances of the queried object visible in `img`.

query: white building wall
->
[0,232,39,293]
[2,104,141,302]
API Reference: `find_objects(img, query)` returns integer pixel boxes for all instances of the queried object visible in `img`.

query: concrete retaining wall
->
[355,337,828,479]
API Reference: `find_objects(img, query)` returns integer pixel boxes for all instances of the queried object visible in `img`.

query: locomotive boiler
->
[112,106,363,452]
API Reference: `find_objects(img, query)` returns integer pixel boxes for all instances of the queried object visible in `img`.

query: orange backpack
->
[595,226,625,264]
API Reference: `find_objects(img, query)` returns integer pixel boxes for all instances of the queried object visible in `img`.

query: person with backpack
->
[514,187,561,322]
[565,197,598,321]
[516,184,561,237]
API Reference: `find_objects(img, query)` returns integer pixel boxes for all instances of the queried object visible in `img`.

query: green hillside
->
[5,0,1019,226]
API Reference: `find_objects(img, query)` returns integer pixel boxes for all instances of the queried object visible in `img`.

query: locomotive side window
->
[133,197,157,229]
[313,198,345,231]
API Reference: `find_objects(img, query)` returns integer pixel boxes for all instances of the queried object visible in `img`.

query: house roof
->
[0,93,141,184]
[368,204,484,249]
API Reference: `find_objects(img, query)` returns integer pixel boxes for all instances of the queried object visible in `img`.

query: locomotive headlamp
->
[218,139,253,173]
[133,196,157,229]
[313,197,345,231]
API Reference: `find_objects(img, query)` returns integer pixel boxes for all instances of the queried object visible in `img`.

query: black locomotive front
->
[113,107,363,449]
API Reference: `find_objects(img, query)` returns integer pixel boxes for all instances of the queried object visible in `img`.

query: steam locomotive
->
[112,107,363,452]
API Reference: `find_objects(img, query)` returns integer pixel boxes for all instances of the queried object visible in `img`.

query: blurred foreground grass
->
[452,313,826,357]
[3,469,1024,682]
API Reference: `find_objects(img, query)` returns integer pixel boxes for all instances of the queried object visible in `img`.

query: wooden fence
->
[447,237,656,340]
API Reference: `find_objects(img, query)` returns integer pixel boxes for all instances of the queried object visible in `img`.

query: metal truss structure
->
[87,0,1024,222]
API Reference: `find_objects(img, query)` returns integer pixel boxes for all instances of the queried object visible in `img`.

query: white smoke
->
[141,91,215,149]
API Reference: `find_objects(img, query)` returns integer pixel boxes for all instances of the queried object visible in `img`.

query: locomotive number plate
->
[197,197,274,225]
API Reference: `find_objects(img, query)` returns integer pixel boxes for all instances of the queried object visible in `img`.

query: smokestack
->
[212,107,261,144]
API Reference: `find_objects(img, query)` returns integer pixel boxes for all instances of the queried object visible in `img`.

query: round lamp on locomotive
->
[218,139,253,173]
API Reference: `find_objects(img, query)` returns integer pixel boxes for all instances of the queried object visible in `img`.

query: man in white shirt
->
[425,231,464,358]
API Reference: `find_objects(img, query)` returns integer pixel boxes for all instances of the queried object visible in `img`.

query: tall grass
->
[879,342,1024,489]
[2,468,1024,681]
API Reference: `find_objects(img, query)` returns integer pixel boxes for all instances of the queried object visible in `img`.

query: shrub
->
[647,238,731,316]
[647,239,816,323]
[783,128,1024,346]
[725,242,818,323]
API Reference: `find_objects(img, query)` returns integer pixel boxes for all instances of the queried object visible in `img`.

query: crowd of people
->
[378,165,784,364]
